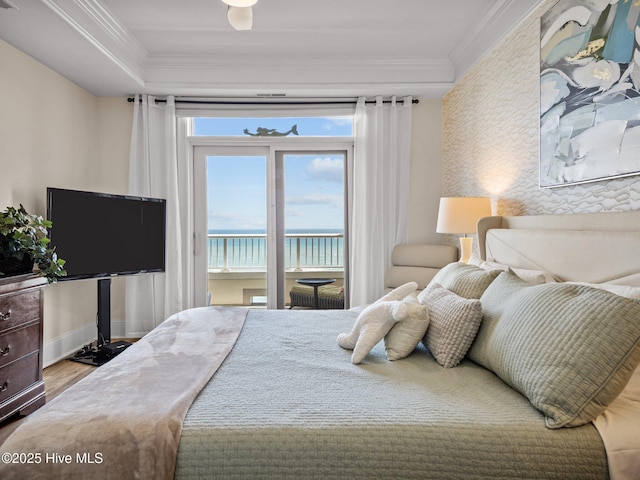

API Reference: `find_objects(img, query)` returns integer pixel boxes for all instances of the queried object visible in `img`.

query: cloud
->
[306,157,343,183]
[322,116,353,131]
[286,194,342,208]
[208,211,265,230]
[286,207,305,217]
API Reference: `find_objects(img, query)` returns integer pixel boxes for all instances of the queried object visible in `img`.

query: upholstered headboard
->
[477,211,640,286]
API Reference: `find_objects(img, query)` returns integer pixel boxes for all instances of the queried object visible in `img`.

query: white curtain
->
[126,95,186,336]
[349,96,412,306]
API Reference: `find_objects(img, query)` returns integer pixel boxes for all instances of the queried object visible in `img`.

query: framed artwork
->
[540,0,640,187]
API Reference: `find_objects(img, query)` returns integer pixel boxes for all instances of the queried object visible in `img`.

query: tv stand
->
[70,340,131,366]
[70,278,130,366]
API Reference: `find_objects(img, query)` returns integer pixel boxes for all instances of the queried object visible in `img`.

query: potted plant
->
[0,204,66,283]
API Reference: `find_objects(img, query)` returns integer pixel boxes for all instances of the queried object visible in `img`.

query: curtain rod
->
[126,97,419,106]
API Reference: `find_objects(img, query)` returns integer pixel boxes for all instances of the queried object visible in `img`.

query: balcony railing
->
[207,233,344,271]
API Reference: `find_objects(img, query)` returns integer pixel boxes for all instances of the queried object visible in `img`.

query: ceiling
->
[0,0,543,98]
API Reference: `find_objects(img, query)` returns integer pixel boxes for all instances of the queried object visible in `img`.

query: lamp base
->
[458,237,473,263]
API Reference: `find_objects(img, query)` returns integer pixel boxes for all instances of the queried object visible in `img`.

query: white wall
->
[409,98,443,244]
[0,38,132,366]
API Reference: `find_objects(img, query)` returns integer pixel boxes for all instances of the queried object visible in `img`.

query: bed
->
[1,211,639,480]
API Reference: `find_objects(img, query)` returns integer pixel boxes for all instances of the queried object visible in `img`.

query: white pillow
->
[468,255,508,272]
[384,295,429,361]
[568,282,640,299]
[510,267,557,284]
[469,254,556,284]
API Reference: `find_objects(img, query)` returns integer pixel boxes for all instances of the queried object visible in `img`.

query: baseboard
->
[43,318,126,368]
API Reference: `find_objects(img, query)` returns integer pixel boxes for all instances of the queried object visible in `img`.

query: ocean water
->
[207,229,344,269]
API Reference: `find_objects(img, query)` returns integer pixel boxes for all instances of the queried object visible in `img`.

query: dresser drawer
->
[0,352,40,403]
[0,289,41,333]
[0,323,40,368]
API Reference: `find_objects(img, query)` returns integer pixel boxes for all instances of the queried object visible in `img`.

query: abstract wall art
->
[540,0,640,187]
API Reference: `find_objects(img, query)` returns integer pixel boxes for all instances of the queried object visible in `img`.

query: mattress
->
[175,309,608,479]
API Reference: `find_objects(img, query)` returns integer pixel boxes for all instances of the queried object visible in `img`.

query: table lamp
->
[436,197,491,263]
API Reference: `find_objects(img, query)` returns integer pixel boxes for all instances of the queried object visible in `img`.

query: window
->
[193,116,353,137]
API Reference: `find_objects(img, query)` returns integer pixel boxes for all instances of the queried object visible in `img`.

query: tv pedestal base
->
[70,340,131,367]
[69,278,131,366]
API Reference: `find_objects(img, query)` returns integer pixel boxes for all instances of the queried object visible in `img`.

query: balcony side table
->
[295,278,336,309]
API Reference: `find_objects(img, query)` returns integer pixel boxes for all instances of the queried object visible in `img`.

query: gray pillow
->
[419,283,482,368]
[422,262,500,300]
[468,271,533,369]
[483,282,640,428]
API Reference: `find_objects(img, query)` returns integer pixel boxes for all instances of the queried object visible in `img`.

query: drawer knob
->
[0,345,9,357]
[0,381,8,393]
[0,309,11,321]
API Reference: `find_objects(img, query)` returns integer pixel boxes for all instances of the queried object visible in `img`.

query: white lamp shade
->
[436,197,491,234]
[222,0,257,6]
[227,5,253,30]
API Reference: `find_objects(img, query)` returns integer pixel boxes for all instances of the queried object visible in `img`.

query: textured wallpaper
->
[442,0,640,216]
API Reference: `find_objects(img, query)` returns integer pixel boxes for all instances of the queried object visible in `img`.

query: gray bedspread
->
[175,309,609,480]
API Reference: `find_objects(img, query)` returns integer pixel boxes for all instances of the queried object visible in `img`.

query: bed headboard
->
[477,211,640,286]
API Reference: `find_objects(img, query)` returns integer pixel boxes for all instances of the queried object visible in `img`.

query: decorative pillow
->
[384,295,430,361]
[483,282,640,428]
[567,282,640,299]
[509,267,556,284]
[468,255,509,272]
[467,271,533,369]
[468,254,556,284]
[419,283,482,368]
[337,282,418,364]
[421,262,500,300]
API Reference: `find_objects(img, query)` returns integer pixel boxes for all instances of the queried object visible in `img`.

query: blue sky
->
[194,116,352,137]
[198,117,351,232]
[207,153,345,232]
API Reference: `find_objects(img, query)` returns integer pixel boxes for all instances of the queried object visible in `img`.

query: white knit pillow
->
[384,295,429,361]
[419,283,482,368]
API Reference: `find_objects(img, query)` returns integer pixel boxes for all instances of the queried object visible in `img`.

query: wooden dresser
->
[0,274,46,422]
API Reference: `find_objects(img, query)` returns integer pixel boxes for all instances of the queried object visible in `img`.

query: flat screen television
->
[47,187,166,280]
[47,187,167,365]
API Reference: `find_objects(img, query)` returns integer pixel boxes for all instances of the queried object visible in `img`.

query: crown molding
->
[144,55,454,75]
[40,0,146,87]
[141,56,453,98]
[449,0,543,81]
[144,80,453,99]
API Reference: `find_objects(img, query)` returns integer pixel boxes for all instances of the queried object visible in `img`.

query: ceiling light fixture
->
[222,0,257,6]
[222,0,257,30]
[227,6,253,30]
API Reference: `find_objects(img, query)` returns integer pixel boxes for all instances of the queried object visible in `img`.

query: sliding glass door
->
[275,151,346,308]
[194,146,269,307]
[193,142,350,309]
